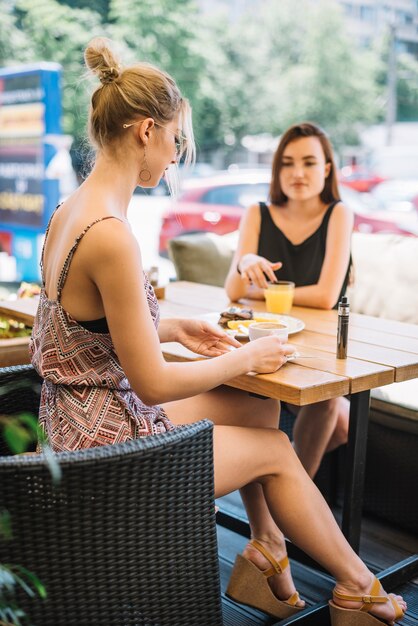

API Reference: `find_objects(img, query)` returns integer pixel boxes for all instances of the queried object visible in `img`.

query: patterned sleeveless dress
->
[30,214,174,452]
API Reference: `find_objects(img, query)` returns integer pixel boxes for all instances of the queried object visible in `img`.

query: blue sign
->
[0,63,62,281]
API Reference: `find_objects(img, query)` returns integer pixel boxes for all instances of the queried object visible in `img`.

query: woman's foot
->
[333,572,407,624]
[243,537,305,608]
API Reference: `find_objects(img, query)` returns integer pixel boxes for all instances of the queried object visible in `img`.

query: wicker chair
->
[0,365,223,626]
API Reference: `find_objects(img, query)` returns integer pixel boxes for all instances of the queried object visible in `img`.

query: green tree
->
[13,0,107,142]
[221,0,381,149]
[0,1,32,66]
[0,0,394,160]
[57,0,111,21]
[396,53,418,122]
[109,0,214,151]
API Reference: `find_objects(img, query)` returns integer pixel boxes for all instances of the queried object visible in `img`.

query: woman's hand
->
[243,336,294,373]
[174,319,241,357]
[238,253,282,289]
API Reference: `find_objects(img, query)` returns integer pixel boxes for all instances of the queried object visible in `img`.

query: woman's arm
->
[157,319,180,343]
[224,204,281,301]
[292,202,354,309]
[86,220,291,406]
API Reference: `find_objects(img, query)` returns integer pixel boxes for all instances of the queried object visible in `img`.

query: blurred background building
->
[338,0,418,57]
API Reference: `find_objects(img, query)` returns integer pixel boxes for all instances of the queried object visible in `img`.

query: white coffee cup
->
[248,321,289,342]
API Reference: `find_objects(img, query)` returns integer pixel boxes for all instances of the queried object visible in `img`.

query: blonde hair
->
[84,37,195,171]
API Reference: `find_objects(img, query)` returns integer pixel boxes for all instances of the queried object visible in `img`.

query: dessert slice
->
[218,306,254,328]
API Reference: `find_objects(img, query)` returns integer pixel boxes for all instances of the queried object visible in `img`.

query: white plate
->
[199,312,305,338]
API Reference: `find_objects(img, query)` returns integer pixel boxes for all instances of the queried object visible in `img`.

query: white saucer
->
[199,312,305,338]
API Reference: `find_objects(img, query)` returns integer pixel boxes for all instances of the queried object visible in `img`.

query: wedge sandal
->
[226,538,303,619]
[329,575,405,625]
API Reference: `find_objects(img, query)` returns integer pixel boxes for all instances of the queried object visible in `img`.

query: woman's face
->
[279,136,331,202]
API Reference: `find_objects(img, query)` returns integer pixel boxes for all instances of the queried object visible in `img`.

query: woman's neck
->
[284,196,328,219]
[88,152,139,211]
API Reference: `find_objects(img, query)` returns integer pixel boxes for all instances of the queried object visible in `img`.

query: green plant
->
[0,562,46,626]
[0,403,61,625]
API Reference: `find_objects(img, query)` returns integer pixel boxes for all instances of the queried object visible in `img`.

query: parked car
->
[159,170,270,253]
[159,171,417,254]
[338,165,386,193]
[362,179,418,235]
[369,179,418,212]
[368,146,418,180]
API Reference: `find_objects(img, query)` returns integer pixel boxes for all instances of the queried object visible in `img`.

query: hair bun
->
[84,37,122,85]
[99,66,119,84]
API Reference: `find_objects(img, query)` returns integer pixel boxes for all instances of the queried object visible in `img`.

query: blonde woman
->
[30,39,405,625]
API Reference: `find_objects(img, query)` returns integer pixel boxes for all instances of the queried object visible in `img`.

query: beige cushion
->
[371,379,418,426]
[347,233,418,324]
[168,232,236,287]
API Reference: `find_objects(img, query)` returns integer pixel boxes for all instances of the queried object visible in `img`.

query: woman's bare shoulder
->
[328,199,354,230]
[246,201,263,218]
[81,216,136,259]
[332,199,353,217]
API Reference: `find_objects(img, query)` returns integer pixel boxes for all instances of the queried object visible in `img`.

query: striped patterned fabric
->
[30,216,174,452]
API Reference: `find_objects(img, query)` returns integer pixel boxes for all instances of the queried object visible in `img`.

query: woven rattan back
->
[0,366,223,625]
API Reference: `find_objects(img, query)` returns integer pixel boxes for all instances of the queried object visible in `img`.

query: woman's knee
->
[260,429,301,480]
[212,426,294,495]
[269,428,295,459]
[333,409,349,446]
[322,397,340,414]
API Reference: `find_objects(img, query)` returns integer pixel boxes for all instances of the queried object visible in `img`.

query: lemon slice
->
[227,320,254,330]
[226,317,279,330]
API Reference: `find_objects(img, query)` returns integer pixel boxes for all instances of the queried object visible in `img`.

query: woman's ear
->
[325,162,332,178]
[136,117,155,146]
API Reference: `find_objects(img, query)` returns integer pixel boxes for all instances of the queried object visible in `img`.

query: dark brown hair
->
[270,122,340,206]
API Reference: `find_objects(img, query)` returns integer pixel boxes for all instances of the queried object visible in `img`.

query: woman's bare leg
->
[163,387,303,604]
[211,424,406,623]
[239,481,305,604]
[291,397,349,478]
[325,397,349,452]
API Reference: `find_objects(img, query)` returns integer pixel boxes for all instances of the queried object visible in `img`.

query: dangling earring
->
[139,147,152,182]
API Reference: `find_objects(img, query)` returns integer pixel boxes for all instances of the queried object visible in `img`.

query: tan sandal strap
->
[286,591,300,607]
[389,594,405,621]
[250,539,289,577]
[333,589,388,604]
[334,576,388,612]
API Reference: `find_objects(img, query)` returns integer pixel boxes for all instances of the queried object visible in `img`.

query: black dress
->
[257,201,351,309]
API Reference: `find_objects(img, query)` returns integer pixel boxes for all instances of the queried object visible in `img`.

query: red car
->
[159,170,270,254]
[159,171,417,254]
[338,165,386,193]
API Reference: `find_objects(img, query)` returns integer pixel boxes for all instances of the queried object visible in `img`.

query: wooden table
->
[0,298,38,367]
[2,283,417,595]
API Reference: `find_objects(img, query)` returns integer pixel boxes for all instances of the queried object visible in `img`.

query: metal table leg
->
[342,389,371,552]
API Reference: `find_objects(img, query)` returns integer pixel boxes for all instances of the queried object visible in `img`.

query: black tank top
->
[257,201,351,309]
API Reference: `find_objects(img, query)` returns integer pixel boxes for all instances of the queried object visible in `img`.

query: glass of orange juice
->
[264,281,295,314]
